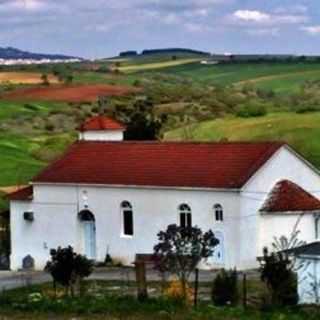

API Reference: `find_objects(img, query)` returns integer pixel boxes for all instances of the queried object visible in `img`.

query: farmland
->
[160,62,320,94]
[0,72,58,84]
[1,54,320,197]
[2,84,139,103]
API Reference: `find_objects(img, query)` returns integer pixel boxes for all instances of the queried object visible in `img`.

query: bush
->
[295,105,320,114]
[259,248,298,306]
[45,246,93,297]
[211,269,239,306]
[236,102,267,118]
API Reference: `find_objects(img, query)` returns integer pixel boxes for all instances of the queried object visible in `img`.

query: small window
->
[121,201,133,236]
[179,204,192,228]
[214,204,223,222]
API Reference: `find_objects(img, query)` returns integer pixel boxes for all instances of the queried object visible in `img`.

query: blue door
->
[83,221,96,260]
[212,231,224,265]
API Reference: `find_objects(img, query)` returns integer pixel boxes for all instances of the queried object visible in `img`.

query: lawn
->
[164,112,320,168]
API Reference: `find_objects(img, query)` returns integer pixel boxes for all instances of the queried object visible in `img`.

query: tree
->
[65,73,74,85]
[259,248,298,306]
[45,246,93,296]
[211,269,238,306]
[41,73,50,86]
[121,97,167,140]
[153,224,218,299]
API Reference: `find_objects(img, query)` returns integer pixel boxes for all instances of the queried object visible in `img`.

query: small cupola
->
[79,116,125,141]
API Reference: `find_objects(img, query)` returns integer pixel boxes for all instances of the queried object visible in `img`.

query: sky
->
[0,0,319,59]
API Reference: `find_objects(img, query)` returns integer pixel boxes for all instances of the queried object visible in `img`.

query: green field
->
[118,58,202,73]
[165,112,320,168]
[160,62,320,93]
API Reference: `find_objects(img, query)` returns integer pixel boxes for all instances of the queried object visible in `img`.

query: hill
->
[0,47,82,61]
[164,112,320,168]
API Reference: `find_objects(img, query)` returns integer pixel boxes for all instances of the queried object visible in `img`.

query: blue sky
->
[0,0,319,58]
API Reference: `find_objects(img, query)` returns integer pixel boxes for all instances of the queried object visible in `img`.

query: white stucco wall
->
[79,130,124,141]
[10,184,240,270]
[297,257,320,304]
[239,146,320,269]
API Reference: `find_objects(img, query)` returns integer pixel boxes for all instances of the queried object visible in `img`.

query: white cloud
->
[301,25,320,35]
[233,10,270,22]
[231,9,308,26]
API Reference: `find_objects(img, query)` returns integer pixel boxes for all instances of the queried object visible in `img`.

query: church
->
[8,116,320,270]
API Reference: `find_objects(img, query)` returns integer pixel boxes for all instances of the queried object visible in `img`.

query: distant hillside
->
[119,48,210,58]
[0,47,82,61]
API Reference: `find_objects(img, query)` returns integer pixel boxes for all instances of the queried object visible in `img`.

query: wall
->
[79,130,123,141]
[239,146,320,269]
[10,184,240,270]
[297,257,320,304]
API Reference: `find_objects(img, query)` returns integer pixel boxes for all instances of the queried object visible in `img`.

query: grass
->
[118,59,202,73]
[0,281,319,319]
[160,62,320,94]
[164,112,320,168]
[0,100,75,187]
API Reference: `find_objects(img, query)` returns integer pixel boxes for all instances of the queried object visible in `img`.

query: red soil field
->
[2,84,139,103]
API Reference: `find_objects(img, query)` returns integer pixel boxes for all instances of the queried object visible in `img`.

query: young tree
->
[259,248,298,306]
[153,224,218,299]
[45,246,93,297]
[41,73,50,86]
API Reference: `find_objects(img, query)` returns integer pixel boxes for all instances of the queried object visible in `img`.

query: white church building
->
[8,116,320,270]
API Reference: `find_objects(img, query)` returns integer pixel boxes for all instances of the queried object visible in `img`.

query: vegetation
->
[211,269,239,306]
[0,280,320,319]
[259,248,298,307]
[154,224,218,300]
[45,246,93,297]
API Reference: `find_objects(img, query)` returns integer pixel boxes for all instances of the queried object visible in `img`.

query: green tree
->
[45,246,93,297]
[154,224,218,300]
[41,73,50,86]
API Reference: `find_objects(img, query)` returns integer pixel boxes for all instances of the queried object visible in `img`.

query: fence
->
[0,263,267,308]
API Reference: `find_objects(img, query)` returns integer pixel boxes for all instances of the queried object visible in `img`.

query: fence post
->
[194,268,199,308]
[242,272,247,309]
[135,260,148,301]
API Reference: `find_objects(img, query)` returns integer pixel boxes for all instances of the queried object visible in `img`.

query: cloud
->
[301,25,320,35]
[0,0,46,11]
[230,9,308,26]
[233,10,270,22]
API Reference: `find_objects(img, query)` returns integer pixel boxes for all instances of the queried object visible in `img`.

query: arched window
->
[179,204,192,228]
[214,204,223,222]
[121,201,134,236]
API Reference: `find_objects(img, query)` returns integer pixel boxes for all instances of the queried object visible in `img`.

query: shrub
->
[45,246,93,297]
[259,248,298,306]
[295,105,320,114]
[236,102,267,118]
[164,280,193,305]
[211,269,238,306]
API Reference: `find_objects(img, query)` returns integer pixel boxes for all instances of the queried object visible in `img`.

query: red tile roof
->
[260,180,320,213]
[79,116,125,132]
[33,141,284,189]
[8,186,33,201]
